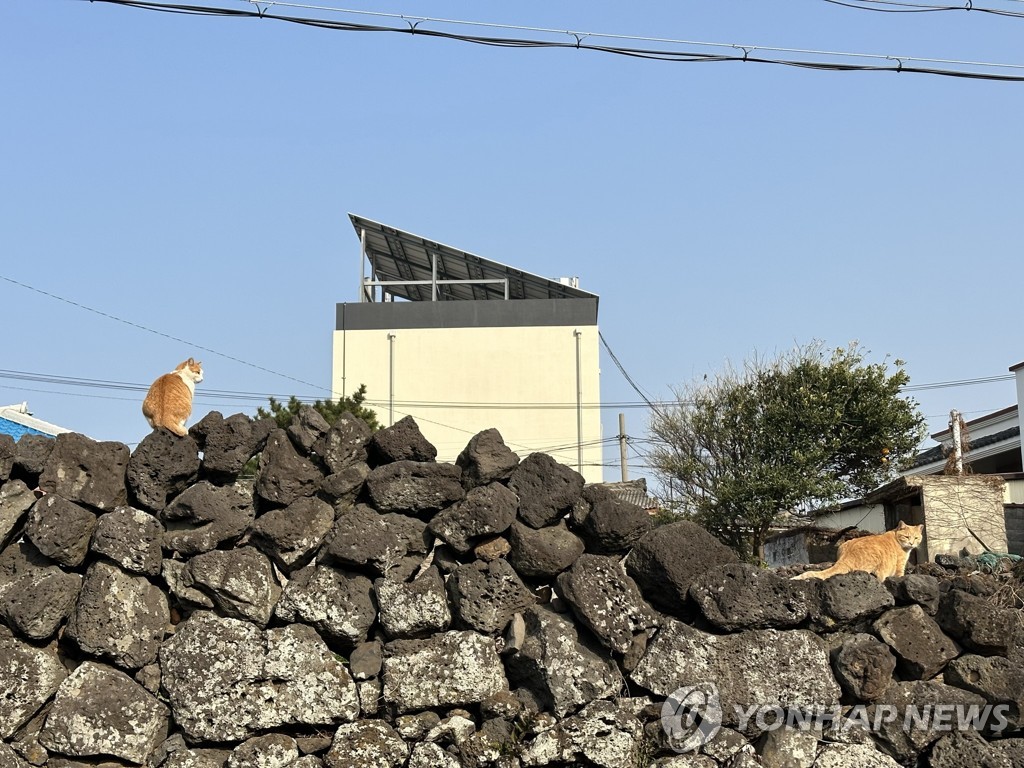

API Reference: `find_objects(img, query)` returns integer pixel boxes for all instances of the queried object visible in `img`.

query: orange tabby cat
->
[791,521,923,582]
[142,358,204,436]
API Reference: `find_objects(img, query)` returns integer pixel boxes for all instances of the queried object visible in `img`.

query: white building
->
[332,215,604,483]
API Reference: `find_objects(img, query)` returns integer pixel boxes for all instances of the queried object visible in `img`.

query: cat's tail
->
[791,563,851,581]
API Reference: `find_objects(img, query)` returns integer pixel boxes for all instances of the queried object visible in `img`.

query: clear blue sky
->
[3,0,1022,492]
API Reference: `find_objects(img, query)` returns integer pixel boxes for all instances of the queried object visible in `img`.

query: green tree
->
[648,342,927,560]
[257,384,380,431]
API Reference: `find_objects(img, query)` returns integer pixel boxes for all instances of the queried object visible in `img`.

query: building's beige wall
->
[920,475,1008,559]
[333,324,603,483]
[1005,478,1024,505]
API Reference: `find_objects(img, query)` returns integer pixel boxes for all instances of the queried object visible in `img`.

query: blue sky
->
[3,0,1022,492]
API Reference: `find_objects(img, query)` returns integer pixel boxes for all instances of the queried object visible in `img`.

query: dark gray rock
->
[944,654,1024,729]
[287,405,332,455]
[0,479,35,551]
[90,506,163,576]
[191,411,274,481]
[992,739,1024,768]
[507,519,585,580]
[831,633,897,701]
[38,432,129,511]
[382,630,509,713]
[885,574,940,614]
[873,604,960,680]
[0,558,81,641]
[505,605,620,717]
[928,730,1013,768]
[367,416,437,465]
[0,742,29,768]
[813,571,896,629]
[867,681,987,763]
[320,462,370,503]
[0,435,14,483]
[227,734,298,768]
[65,560,169,670]
[126,429,200,512]
[349,640,383,681]
[625,520,739,618]
[13,433,54,479]
[275,564,376,647]
[365,461,464,517]
[159,612,359,742]
[38,661,169,765]
[569,484,652,554]
[812,743,903,768]
[428,482,518,554]
[161,481,255,556]
[455,428,519,489]
[689,562,810,631]
[936,589,1016,655]
[250,496,334,572]
[756,727,819,768]
[376,566,451,639]
[324,504,430,578]
[162,557,214,611]
[518,700,644,768]
[186,547,279,626]
[312,412,372,474]
[324,720,408,768]
[25,494,97,567]
[0,625,67,738]
[255,429,324,507]
[630,619,841,731]
[448,558,536,634]
[557,554,659,653]
[509,453,584,529]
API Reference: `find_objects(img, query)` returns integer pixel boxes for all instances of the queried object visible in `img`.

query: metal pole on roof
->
[388,333,396,426]
[574,329,583,475]
[359,228,367,303]
[431,252,438,301]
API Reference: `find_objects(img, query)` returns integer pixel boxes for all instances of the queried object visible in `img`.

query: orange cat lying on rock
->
[791,521,924,582]
[142,358,204,437]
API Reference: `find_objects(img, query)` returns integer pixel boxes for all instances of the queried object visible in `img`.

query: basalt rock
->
[274,564,376,647]
[90,506,163,576]
[365,461,464,517]
[190,411,274,482]
[689,562,810,631]
[38,432,129,511]
[625,520,739,619]
[569,484,652,554]
[507,519,585,580]
[312,412,372,473]
[161,481,255,556]
[0,479,35,551]
[25,494,97,568]
[428,481,518,554]
[367,416,436,466]
[249,495,334,573]
[255,429,323,507]
[455,428,520,489]
[509,453,584,529]
[126,429,200,512]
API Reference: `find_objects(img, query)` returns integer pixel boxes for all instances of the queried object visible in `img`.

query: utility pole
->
[949,409,964,474]
[618,412,629,482]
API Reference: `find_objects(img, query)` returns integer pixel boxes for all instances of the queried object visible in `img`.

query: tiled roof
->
[0,403,72,440]
[908,425,1020,469]
[597,479,660,510]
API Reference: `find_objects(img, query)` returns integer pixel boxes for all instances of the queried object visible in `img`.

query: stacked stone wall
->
[0,412,1021,768]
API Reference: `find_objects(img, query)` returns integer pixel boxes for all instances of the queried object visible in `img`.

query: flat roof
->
[350,214,598,303]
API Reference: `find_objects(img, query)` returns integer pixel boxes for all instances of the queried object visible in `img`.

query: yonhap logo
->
[660,683,723,753]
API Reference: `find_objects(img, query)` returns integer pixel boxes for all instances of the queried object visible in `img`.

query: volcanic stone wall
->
[0,410,1022,768]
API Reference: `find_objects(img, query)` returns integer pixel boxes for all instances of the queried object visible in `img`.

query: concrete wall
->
[920,475,1008,559]
[333,300,603,482]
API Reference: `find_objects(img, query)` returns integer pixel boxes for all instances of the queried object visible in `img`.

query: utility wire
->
[821,0,1024,17]
[0,274,331,396]
[82,0,1024,81]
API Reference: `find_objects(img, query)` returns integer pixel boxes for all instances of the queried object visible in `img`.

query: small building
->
[0,402,72,440]
[332,216,604,482]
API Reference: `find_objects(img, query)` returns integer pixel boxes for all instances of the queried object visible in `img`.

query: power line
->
[82,0,1024,81]
[821,0,1024,17]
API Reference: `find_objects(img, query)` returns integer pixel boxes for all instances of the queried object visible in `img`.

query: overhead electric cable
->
[81,0,1024,81]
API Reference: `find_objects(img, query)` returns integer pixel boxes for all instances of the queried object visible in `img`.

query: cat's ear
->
[187,357,195,365]
[896,521,907,529]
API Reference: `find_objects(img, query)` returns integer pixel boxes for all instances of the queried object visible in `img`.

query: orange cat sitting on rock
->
[791,521,924,582]
[142,358,204,437]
